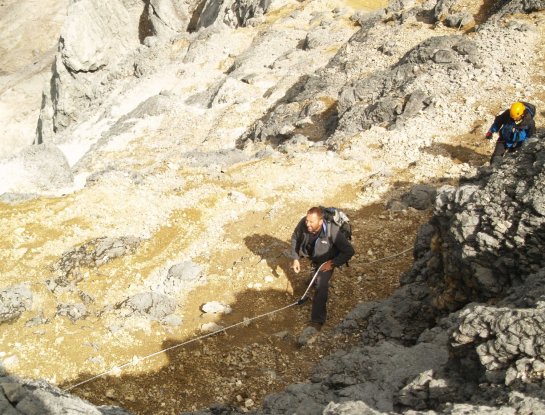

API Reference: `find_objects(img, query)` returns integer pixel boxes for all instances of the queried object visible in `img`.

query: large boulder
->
[0,144,73,196]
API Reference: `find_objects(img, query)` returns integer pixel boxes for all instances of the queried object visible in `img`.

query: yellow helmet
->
[510,102,525,121]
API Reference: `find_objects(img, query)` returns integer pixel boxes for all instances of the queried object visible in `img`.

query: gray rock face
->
[238,14,480,148]
[418,140,545,309]
[452,296,545,385]
[146,0,190,38]
[495,0,545,16]
[402,184,437,210]
[37,0,141,142]
[0,285,33,324]
[0,375,132,415]
[195,0,271,30]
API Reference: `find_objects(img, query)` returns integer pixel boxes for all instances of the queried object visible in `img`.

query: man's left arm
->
[331,227,355,267]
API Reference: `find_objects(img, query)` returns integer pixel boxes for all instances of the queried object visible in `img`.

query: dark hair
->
[307,206,323,218]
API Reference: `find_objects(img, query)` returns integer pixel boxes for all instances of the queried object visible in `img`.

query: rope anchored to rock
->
[63,246,412,392]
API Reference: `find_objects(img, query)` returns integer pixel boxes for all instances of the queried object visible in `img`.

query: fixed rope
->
[63,247,412,392]
[362,246,412,265]
[64,301,299,392]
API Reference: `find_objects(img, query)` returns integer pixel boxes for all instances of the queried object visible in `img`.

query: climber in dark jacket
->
[290,206,354,326]
[485,101,536,165]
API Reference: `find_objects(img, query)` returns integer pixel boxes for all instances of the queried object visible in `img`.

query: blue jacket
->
[489,102,536,148]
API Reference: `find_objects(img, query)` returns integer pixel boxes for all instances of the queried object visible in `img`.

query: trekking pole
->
[296,262,325,305]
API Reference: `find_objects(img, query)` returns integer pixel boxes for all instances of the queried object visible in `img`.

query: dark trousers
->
[491,139,521,165]
[310,267,334,324]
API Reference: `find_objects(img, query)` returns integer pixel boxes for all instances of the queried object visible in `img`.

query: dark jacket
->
[290,217,355,267]
[489,102,536,148]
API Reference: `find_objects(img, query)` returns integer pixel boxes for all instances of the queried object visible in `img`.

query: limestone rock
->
[56,303,88,322]
[121,292,177,320]
[37,0,140,142]
[0,285,33,324]
[147,261,204,296]
[0,144,73,195]
[48,236,141,293]
[201,301,232,314]
[146,0,190,38]
[195,0,271,29]
[0,375,133,415]
[401,184,437,210]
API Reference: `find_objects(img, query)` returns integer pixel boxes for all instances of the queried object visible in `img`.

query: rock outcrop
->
[194,0,272,30]
[237,0,538,157]
[233,134,545,414]
[0,376,132,415]
[1,0,544,413]
[37,0,142,143]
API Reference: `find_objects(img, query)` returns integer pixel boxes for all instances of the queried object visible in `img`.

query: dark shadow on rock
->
[138,1,154,44]
[59,285,312,414]
[187,0,209,32]
[474,0,502,25]
[58,204,399,414]
[423,142,489,167]
[243,234,292,279]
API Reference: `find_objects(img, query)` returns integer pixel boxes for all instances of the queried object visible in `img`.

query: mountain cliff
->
[1,0,544,414]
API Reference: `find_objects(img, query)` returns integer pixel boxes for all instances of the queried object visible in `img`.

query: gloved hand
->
[485,131,493,140]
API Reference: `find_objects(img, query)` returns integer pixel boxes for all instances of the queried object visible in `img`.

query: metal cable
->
[64,301,299,392]
[362,247,413,265]
[64,246,412,392]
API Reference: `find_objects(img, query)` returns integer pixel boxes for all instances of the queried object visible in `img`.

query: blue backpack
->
[501,102,536,148]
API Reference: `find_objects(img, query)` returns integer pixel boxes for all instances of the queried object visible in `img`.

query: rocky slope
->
[1,0,544,414]
[231,134,545,415]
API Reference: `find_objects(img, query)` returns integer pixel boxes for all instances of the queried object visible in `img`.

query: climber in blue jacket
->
[485,101,536,165]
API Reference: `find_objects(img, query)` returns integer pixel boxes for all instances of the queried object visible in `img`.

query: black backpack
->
[321,206,352,241]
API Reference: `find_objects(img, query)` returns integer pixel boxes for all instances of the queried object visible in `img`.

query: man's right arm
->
[290,218,305,273]
[488,110,510,135]
[290,218,305,260]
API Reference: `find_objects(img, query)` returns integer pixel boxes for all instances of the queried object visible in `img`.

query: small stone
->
[106,389,116,399]
[200,322,224,333]
[297,327,319,346]
[201,301,232,315]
